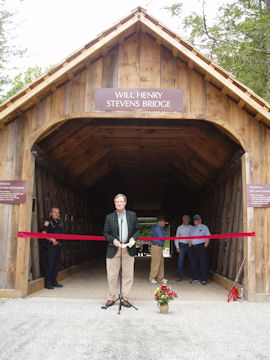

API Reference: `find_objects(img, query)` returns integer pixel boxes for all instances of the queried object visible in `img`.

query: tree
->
[1,65,43,101]
[0,0,25,100]
[166,0,270,101]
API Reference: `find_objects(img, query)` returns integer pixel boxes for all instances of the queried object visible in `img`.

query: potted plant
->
[154,285,178,314]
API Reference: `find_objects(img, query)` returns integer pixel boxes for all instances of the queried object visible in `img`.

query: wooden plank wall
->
[0,30,269,297]
[197,163,244,283]
[30,163,105,281]
[0,119,25,289]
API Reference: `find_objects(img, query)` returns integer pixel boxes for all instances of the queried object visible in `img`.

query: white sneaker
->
[150,279,157,284]
[160,278,168,283]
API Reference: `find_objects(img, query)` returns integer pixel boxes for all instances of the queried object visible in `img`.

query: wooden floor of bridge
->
[28,257,229,302]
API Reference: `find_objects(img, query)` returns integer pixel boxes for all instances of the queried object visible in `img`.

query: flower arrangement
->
[154,285,178,305]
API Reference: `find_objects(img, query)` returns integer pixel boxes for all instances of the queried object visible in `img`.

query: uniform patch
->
[44,221,50,227]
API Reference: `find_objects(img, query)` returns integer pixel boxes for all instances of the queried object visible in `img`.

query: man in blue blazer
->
[103,194,140,308]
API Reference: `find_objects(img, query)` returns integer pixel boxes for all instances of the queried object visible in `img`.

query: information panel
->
[246,184,270,208]
[95,88,183,112]
[0,180,27,204]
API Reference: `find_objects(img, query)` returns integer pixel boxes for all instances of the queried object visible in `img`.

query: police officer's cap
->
[193,214,201,220]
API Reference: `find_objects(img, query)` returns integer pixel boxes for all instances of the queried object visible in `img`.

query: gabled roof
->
[0,6,269,128]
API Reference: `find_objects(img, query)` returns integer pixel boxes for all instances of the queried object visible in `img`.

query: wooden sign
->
[246,184,270,208]
[95,88,183,111]
[0,180,27,204]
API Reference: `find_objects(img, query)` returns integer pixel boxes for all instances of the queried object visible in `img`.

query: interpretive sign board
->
[0,180,27,204]
[246,184,270,208]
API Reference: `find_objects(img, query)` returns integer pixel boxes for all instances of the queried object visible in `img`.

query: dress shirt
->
[174,224,194,247]
[117,210,128,242]
[190,223,211,245]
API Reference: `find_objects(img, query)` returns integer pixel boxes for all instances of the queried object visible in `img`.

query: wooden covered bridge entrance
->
[0,8,269,301]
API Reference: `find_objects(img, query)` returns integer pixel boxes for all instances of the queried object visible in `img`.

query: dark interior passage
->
[29,118,244,286]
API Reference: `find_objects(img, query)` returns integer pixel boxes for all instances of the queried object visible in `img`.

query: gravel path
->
[0,297,269,360]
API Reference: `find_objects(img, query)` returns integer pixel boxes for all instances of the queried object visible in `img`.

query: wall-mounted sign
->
[246,184,270,208]
[0,180,27,204]
[95,88,183,112]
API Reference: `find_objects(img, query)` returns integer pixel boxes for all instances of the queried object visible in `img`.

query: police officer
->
[42,207,63,289]
[189,214,211,285]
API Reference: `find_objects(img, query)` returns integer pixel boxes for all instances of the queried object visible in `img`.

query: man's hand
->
[176,248,180,253]
[113,239,121,248]
[51,238,58,246]
[204,240,209,248]
[128,237,136,248]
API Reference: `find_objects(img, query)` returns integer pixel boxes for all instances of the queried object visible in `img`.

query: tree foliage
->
[1,65,43,102]
[0,0,25,100]
[167,0,270,101]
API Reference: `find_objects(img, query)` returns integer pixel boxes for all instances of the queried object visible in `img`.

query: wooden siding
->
[0,30,269,300]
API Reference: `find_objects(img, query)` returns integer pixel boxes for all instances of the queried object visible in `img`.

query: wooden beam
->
[38,119,90,152]
[172,48,178,57]
[188,59,194,70]
[169,165,199,189]
[204,72,211,82]
[241,152,256,301]
[0,289,22,298]
[70,146,110,177]
[187,148,244,208]
[193,121,239,154]
[32,96,40,105]
[238,99,245,109]
[210,271,235,291]
[80,160,113,187]
[32,144,88,197]
[67,70,74,80]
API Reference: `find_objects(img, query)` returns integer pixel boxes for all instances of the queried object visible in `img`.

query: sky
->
[6,0,223,78]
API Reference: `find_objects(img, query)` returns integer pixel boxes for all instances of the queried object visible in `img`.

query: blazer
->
[103,210,141,258]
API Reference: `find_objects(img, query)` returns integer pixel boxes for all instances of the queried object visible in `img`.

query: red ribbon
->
[18,231,255,241]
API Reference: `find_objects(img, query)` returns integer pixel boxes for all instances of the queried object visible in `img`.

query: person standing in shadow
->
[174,215,193,281]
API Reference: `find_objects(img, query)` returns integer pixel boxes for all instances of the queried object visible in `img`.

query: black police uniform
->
[42,217,63,288]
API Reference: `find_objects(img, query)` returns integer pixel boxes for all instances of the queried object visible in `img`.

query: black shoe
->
[201,281,207,285]
[45,284,54,289]
[52,283,63,288]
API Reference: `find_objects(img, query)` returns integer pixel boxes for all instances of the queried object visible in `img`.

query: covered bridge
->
[0,7,269,301]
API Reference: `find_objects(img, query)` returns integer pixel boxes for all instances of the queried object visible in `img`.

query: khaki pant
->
[149,244,164,281]
[106,247,134,301]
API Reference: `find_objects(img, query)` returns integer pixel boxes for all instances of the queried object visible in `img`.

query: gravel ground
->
[0,297,269,360]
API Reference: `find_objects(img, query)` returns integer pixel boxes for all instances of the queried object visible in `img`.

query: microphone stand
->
[114,216,138,314]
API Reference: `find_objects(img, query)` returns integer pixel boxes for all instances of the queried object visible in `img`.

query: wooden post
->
[242,152,256,300]
[15,147,35,297]
[30,177,40,280]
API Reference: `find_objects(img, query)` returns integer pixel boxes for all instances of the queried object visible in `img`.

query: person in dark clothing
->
[42,207,63,289]
[103,194,140,308]
[188,214,211,285]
